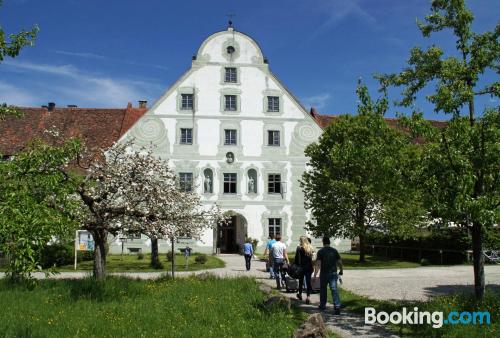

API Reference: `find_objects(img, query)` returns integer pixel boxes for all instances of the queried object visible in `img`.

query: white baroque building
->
[112,26,351,254]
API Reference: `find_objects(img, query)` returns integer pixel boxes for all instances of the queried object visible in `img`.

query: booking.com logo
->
[365,307,491,328]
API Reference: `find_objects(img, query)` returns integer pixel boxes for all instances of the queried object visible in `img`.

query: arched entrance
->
[216,211,247,253]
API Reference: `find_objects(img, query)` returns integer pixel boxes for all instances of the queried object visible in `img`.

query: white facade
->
[113,27,351,254]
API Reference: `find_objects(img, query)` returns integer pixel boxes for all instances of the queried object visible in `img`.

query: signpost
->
[74,230,94,270]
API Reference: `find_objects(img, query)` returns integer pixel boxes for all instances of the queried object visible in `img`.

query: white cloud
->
[1,60,162,107]
[54,50,169,71]
[312,0,376,38]
[0,81,39,106]
[55,50,106,60]
[302,93,331,110]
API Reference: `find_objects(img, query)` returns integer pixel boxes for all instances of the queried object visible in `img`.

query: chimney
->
[310,107,318,118]
[138,100,147,108]
[48,102,56,111]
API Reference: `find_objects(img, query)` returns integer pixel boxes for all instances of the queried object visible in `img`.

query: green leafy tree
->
[378,0,499,298]
[301,83,426,262]
[0,0,38,119]
[0,139,81,281]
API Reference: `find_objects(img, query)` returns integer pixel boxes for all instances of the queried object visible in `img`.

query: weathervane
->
[226,13,236,28]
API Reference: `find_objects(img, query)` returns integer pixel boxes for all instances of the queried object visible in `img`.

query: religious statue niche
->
[226,152,235,164]
[247,169,257,194]
[203,168,213,194]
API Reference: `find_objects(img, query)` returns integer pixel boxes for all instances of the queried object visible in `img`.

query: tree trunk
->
[171,237,175,278]
[359,232,366,263]
[92,230,107,280]
[355,200,367,263]
[150,237,162,269]
[471,222,485,299]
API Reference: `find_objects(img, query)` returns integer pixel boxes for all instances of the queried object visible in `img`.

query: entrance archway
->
[216,211,247,253]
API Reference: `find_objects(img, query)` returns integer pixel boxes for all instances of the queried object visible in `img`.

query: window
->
[179,172,193,192]
[267,96,280,112]
[268,174,281,194]
[267,130,280,146]
[269,218,281,237]
[223,173,237,194]
[225,67,237,83]
[224,95,237,111]
[180,128,193,144]
[181,94,194,110]
[224,129,237,145]
[127,232,141,240]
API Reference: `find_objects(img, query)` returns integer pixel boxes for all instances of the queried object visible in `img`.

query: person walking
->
[295,235,314,304]
[313,236,343,314]
[243,238,254,271]
[271,235,289,289]
[263,235,276,278]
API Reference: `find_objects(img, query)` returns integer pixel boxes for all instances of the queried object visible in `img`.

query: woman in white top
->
[271,235,289,289]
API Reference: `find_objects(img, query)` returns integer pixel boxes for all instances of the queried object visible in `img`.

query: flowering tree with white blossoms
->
[75,141,222,280]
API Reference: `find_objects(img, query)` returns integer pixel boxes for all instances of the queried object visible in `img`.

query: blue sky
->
[0,0,498,119]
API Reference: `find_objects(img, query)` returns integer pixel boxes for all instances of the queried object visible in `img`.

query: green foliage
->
[376,0,499,298]
[301,82,426,253]
[0,1,38,120]
[378,0,499,116]
[418,109,499,228]
[195,254,208,264]
[0,139,81,280]
[137,252,145,260]
[40,243,73,269]
[0,277,302,337]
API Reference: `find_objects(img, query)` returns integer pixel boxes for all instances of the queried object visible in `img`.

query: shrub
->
[195,254,207,264]
[137,253,145,260]
[78,250,94,262]
[420,258,430,266]
[166,251,173,261]
[40,244,73,268]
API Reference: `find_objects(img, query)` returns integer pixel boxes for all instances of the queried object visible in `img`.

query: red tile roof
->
[0,103,147,156]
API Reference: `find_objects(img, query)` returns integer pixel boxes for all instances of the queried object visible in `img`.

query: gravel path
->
[340,265,500,301]
[1,255,499,302]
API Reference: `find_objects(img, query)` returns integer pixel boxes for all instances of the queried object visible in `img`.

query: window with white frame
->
[223,173,237,194]
[224,129,237,145]
[181,94,194,110]
[267,96,280,112]
[267,130,280,146]
[268,174,281,194]
[180,128,193,144]
[224,95,237,111]
[179,172,193,192]
[225,67,237,83]
[268,218,281,237]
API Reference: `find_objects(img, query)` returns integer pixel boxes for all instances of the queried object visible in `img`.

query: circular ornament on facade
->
[132,117,168,143]
[298,124,318,142]
[222,39,240,61]
[226,152,235,164]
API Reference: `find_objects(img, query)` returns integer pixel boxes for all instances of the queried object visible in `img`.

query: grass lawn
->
[56,253,225,272]
[340,253,420,269]
[335,287,498,337]
[261,252,420,269]
[0,276,305,337]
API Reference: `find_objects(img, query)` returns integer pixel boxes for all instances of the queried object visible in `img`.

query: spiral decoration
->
[132,117,168,143]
